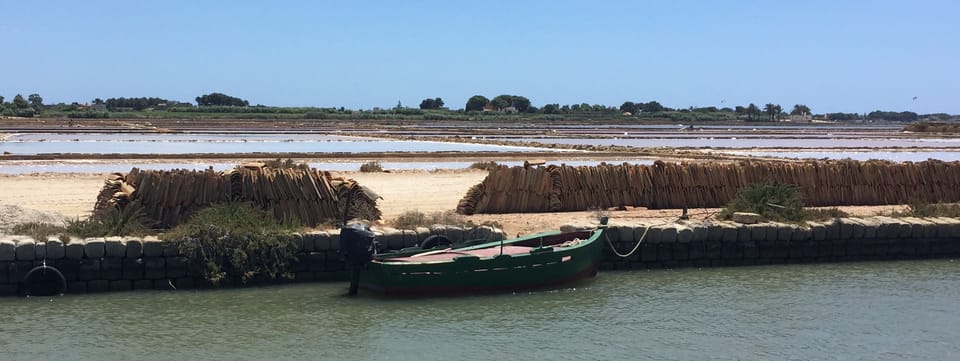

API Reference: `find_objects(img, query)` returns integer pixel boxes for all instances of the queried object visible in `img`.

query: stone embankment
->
[0,225,502,296]
[3,217,959,296]
[601,216,960,269]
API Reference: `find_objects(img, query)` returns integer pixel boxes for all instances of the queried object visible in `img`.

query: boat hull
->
[360,229,603,295]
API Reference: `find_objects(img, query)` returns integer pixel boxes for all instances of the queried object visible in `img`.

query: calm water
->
[507,136,960,149]
[2,260,958,361]
[0,133,550,155]
[0,159,653,174]
[726,151,960,162]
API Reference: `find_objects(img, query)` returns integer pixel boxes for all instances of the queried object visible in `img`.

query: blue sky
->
[1,0,957,113]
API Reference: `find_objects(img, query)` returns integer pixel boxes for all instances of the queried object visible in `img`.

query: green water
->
[2,260,959,361]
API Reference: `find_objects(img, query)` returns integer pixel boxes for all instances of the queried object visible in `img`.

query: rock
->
[45,239,65,259]
[125,239,143,258]
[142,239,164,257]
[731,212,761,224]
[104,237,125,257]
[84,238,105,259]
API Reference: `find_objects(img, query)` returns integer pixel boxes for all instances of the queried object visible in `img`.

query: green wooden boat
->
[357,228,606,295]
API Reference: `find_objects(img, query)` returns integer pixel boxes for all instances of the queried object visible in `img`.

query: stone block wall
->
[599,217,960,269]
[0,225,504,296]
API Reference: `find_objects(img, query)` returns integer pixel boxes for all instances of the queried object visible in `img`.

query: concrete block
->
[87,280,109,293]
[824,220,840,241]
[144,257,166,279]
[84,238,105,259]
[791,226,811,242]
[677,227,693,243]
[162,242,179,257]
[133,280,154,290]
[737,225,751,242]
[100,257,123,280]
[301,232,319,252]
[142,239,164,257]
[615,226,633,243]
[848,218,867,239]
[644,227,662,243]
[34,241,46,260]
[310,231,331,251]
[748,224,767,242]
[415,227,432,243]
[660,227,678,243]
[166,257,188,278]
[328,229,341,251]
[707,223,724,242]
[109,280,132,292]
[860,218,878,239]
[720,223,738,243]
[0,238,17,261]
[174,277,195,290]
[46,239,65,259]
[731,212,761,224]
[808,222,826,241]
[15,239,36,261]
[78,259,101,280]
[401,229,419,248]
[58,259,79,281]
[691,224,709,242]
[122,258,143,280]
[67,281,87,294]
[838,219,855,240]
[378,228,403,251]
[104,237,125,257]
[446,226,464,243]
[124,238,143,258]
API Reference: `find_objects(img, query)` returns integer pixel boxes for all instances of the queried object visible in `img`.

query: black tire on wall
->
[21,265,67,297]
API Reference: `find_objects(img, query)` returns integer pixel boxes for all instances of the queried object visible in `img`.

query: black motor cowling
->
[339,223,377,264]
[339,223,377,296]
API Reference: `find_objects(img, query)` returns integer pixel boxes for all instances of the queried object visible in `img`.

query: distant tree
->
[195,92,249,107]
[490,95,511,110]
[419,97,445,109]
[867,110,919,122]
[28,93,44,113]
[746,103,760,121]
[791,104,811,115]
[93,98,104,105]
[764,103,779,122]
[541,103,559,114]
[826,112,860,121]
[619,101,638,114]
[465,95,489,111]
[0,95,5,105]
[105,97,173,111]
[734,105,746,116]
[569,104,579,112]
[12,94,30,109]
[640,101,665,113]
[419,98,434,109]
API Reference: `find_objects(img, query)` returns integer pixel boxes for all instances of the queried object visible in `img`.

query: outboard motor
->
[339,223,377,296]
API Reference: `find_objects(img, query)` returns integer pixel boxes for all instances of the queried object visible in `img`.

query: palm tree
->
[764,103,778,122]
[746,103,760,122]
[791,104,811,116]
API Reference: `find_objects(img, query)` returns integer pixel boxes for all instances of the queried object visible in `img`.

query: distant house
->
[787,114,813,122]
[502,106,518,114]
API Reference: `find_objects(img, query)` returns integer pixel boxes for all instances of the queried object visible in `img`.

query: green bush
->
[468,161,499,171]
[390,210,466,229]
[8,222,63,241]
[359,161,384,172]
[61,203,152,238]
[718,182,808,222]
[891,200,960,217]
[163,203,302,285]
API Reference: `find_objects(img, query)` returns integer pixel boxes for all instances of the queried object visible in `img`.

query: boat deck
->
[379,246,534,263]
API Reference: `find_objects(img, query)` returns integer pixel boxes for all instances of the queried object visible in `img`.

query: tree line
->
[0,91,943,122]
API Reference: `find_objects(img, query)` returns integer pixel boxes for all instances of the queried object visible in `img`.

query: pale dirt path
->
[0,171,909,236]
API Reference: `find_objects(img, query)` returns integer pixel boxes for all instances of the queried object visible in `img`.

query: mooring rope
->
[604,221,673,258]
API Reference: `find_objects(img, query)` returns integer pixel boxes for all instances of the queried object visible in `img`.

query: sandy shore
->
[0,170,908,236]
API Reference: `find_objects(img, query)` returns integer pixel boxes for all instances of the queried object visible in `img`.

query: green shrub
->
[468,161,499,171]
[390,210,466,229]
[162,203,302,286]
[718,181,807,222]
[359,161,384,172]
[62,203,152,238]
[891,200,960,217]
[9,222,64,241]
